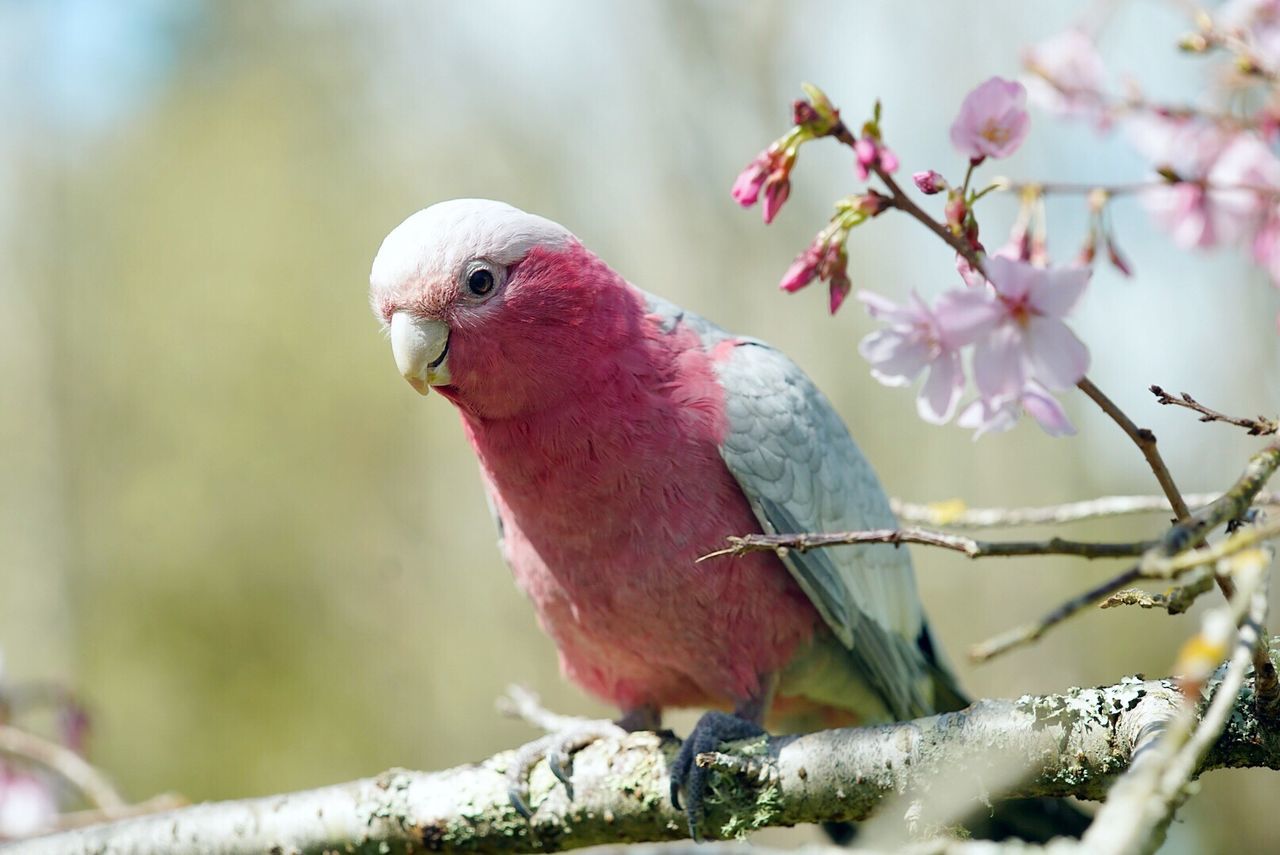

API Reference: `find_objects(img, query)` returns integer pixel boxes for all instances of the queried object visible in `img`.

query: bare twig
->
[1077,377,1191,522]
[971,441,1280,663]
[701,527,1151,562]
[970,566,1144,662]
[890,492,1280,528]
[827,121,985,273]
[11,672,1280,854]
[0,725,125,812]
[1150,385,1280,436]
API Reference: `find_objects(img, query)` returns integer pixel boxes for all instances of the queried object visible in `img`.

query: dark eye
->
[467,268,495,296]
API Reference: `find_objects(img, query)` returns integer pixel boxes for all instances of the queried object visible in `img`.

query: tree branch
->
[1149,386,1280,436]
[11,673,1280,854]
[889,492,1280,529]
[702,528,1151,562]
[970,441,1280,663]
[1077,378,1190,522]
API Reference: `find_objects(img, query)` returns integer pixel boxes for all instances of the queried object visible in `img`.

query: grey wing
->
[642,291,939,720]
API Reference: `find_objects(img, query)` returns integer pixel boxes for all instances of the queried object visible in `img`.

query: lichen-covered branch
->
[12,675,1280,855]
[703,528,1150,562]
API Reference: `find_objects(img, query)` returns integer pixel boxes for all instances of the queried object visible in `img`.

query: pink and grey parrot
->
[369,199,1084,840]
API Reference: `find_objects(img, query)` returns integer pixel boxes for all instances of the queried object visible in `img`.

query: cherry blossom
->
[958,381,1076,438]
[857,288,999,423]
[1022,29,1107,121]
[972,256,1090,398]
[949,77,1031,161]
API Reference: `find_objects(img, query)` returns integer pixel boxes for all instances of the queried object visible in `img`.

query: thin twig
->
[700,527,1151,562]
[970,566,1144,662]
[1150,385,1280,436]
[971,441,1280,663]
[990,177,1280,200]
[890,492,1280,528]
[1078,377,1191,522]
[0,725,125,811]
[827,121,985,273]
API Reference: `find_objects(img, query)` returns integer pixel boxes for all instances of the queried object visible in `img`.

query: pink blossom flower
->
[958,381,1076,438]
[1022,29,1107,121]
[972,256,1091,398]
[1139,131,1280,249]
[857,288,1000,423]
[854,137,899,180]
[950,77,1031,161]
[1222,0,1280,70]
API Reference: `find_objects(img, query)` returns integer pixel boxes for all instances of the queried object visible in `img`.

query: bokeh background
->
[2,0,1279,851]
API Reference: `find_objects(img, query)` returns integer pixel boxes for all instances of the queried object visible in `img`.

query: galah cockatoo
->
[369,199,1084,840]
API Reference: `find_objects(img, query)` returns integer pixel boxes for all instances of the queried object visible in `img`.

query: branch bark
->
[889,492,1280,529]
[12,676,1280,855]
[703,528,1151,562]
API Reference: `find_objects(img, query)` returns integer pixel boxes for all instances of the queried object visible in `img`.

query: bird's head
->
[370,199,638,419]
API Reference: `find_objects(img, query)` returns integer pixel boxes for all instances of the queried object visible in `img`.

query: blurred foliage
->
[1,1,1278,851]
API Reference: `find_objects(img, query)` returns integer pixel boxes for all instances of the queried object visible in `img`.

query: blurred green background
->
[2,1,1279,851]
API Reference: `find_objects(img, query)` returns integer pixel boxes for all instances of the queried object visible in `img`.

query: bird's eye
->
[467,268,496,296]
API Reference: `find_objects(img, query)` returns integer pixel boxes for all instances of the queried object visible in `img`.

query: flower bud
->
[913,170,945,195]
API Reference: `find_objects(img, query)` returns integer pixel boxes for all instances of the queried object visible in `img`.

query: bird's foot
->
[503,720,627,817]
[497,686,657,819]
[670,710,772,841]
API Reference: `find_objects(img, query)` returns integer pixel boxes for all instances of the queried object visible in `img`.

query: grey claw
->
[507,786,533,820]
[548,750,574,798]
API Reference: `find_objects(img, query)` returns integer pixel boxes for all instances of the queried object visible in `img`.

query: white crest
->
[370,199,575,297]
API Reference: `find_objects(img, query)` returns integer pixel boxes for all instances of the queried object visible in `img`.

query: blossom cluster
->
[731,71,1092,438]
[1024,11,1280,288]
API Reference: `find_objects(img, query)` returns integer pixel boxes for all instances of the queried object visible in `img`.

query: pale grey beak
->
[390,312,451,395]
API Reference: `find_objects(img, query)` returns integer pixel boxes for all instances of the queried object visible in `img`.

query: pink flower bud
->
[761,174,791,224]
[1106,236,1133,277]
[731,153,771,207]
[779,246,822,293]
[792,99,820,127]
[878,145,900,174]
[854,138,876,181]
[853,137,898,181]
[856,191,891,216]
[828,271,853,314]
[913,170,945,194]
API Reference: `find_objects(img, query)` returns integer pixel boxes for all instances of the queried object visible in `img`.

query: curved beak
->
[390,312,451,396]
